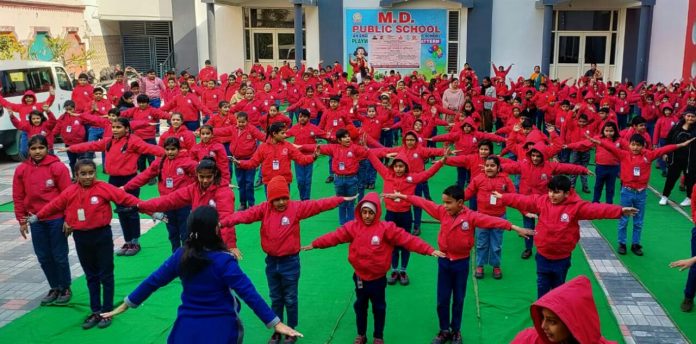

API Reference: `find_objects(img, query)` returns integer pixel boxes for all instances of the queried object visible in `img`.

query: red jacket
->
[52,113,87,146]
[502,148,589,195]
[319,107,350,136]
[464,173,515,216]
[512,276,617,344]
[207,113,237,131]
[36,181,140,230]
[368,153,444,212]
[161,93,212,122]
[215,125,265,158]
[230,99,269,127]
[68,134,165,176]
[653,114,679,143]
[225,196,344,256]
[237,141,314,184]
[501,192,622,259]
[311,193,434,281]
[407,195,512,260]
[259,114,292,132]
[201,87,224,112]
[12,155,71,223]
[374,132,444,172]
[0,91,54,122]
[600,141,678,190]
[189,141,230,184]
[286,96,327,119]
[198,66,218,83]
[316,143,369,176]
[445,153,515,180]
[123,154,197,195]
[107,81,129,106]
[161,86,180,104]
[159,126,196,151]
[80,114,148,139]
[567,137,620,166]
[71,84,94,113]
[138,182,237,248]
[120,107,170,140]
[286,122,327,145]
[10,112,57,148]
[431,126,504,155]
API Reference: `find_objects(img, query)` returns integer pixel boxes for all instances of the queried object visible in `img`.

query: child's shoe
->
[82,313,101,330]
[492,267,503,280]
[54,288,72,305]
[268,332,282,344]
[412,227,421,236]
[255,179,263,188]
[521,249,532,259]
[325,176,334,183]
[659,196,668,206]
[124,244,141,256]
[680,198,691,207]
[387,271,398,285]
[431,330,451,344]
[451,331,462,344]
[582,186,590,193]
[115,243,130,256]
[97,316,112,329]
[373,338,384,344]
[40,289,59,305]
[474,266,484,279]
[681,298,694,312]
[631,244,644,256]
[618,244,627,255]
[353,335,367,344]
[398,271,410,286]
[283,336,297,344]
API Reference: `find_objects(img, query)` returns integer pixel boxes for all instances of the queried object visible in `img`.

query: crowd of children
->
[5,58,696,343]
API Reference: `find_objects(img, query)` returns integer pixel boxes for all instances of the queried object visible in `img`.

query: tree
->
[45,36,94,71]
[0,35,27,60]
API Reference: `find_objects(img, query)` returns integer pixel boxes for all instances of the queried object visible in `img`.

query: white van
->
[0,61,73,160]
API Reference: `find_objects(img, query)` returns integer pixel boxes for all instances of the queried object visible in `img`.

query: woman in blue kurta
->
[102,206,302,343]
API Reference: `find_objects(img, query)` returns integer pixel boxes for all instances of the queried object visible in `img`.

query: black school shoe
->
[618,244,627,255]
[681,298,694,312]
[387,271,399,285]
[412,227,421,236]
[631,244,644,256]
[97,316,112,329]
[82,313,101,330]
[431,330,452,344]
[40,289,59,306]
[521,249,532,259]
[325,175,334,183]
[268,332,282,344]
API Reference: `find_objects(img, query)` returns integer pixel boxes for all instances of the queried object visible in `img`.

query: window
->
[0,68,54,98]
[55,67,73,91]
[447,11,460,74]
[558,36,580,64]
[556,11,611,31]
[244,9,303,28]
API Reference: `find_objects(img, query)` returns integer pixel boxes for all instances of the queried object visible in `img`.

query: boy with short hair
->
[285,109,327,200]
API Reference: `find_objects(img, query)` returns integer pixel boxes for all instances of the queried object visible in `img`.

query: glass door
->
[252,30,275,66]
[553,34,581,80]
[581,34,610,78]
[277,31,306,64]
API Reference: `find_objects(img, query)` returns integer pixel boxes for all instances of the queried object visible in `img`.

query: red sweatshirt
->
[431,125,504,155]
[502,154,589,195]
[123,154,197,195]
[0,91,54,122]
[80,114,148,139]
[201,87,224,112]
[224,196,344,256]
[215,125,265,158]
[10,112,57,148]
[316,143,369,176]
[107,81,129,106]
[237,141,315,184]
[71,84,94,113]
[207,112,237,130]
[407,195,512,260]
[160,93,212,122]
[567,137,620,166]
[311,193,434,281]
[600,141,678,190]
[229,99,269,127]
[13,155,71,223]
[138,183,237,248]
[159,126,196,151]
[653,114,679,143]
[464,173,516,216]
[52,113,87,146]
[68,134,165,176]
[120,107,171,140]
[501,192,622,259]
[319,107,350,136]
[445,154,514,180]
[374,140,444,173]
[36,181,140,230]
[189,141,230,184]
[368,153,444,212]
[286,122,327,145]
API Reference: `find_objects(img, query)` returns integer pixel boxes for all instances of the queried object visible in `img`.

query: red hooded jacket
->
[224,196,344,257]
[512,276,617,344]
[600,141,678,190]
[10,111,57,148]
[123,154,197,195]
[36,181,141,230]
[215,125,265,158]
[311,193,435,281]
[189,141,230,184]
[159,126,196,151]
[67,134,165,176]
[120,106,170,140]
[501,192,622,259]
[0,91,55,122]
[52,113,87,146]
[160,92,212,122]
[464,172,516,217]
[13,154,71,223]
[237,140,314,184]
[407,195,512,260]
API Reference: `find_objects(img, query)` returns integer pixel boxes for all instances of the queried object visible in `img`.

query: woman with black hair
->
[660,111,696,207]
[101,206,302,343]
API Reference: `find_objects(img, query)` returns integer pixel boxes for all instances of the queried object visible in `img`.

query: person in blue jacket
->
[101,206,302,343]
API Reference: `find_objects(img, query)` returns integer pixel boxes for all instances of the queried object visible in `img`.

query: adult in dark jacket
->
[660,110,696,207]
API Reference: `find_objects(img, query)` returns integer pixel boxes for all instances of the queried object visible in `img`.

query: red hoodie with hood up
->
[311,193,435,281]
[512,276,617,344]
[0,90,55,122]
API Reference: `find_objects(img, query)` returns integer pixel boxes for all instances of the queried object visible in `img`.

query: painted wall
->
[172,0,199,74]
[306,5,321,68]
[490,0,543,80]
[0,2,86,42]
[214,5,245,73]
[97,0,173,21]
[647,0,688,83]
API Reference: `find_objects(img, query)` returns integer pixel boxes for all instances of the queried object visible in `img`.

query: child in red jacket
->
[303,193,445,344]
[123,137,197,251]
[137,157,240,259]
[30,159,144,329]
[494,175,636,298]
[367,150,445,285]
[13,135,72,305]
[285,110,327,200]
[464,156,516,280]
[223,176,351,344]
[52,100,88,173]
[9,107,56,152]
[159,112,196,151]
[189,125,230,185]
[386,186,532,344]
[60,118,165,256]
[588,133,694,255]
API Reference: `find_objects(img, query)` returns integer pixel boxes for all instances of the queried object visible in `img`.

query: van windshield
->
[0,68,54,98]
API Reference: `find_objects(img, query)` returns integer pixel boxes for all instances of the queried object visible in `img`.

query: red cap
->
[267,176,289,202]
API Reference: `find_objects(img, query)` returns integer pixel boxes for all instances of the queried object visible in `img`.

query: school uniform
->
[52,112,88,173]
[285,123,326,200]
[316,143,369,225]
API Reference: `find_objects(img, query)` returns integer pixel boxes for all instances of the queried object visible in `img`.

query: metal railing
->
[158,50,176,77]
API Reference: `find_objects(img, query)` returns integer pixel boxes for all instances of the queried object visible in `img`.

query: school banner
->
[344,9,448,80]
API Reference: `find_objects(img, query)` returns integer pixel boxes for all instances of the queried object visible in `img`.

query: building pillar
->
[541,4,553,76]
[206,3,216,63]
[635,2,653,83]
[294,3,304,66]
